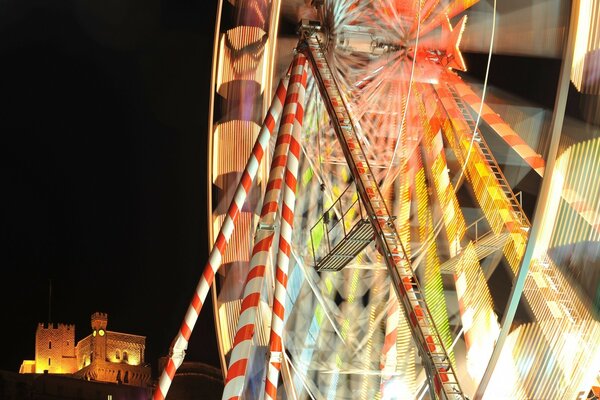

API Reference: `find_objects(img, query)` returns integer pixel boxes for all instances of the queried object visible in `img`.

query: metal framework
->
[299,26,464,399]
[155,1,600,399]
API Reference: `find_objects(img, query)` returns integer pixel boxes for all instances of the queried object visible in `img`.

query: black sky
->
[1,0,220,376]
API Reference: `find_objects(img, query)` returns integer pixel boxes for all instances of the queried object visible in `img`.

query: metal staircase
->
[298,23,466,400]
[444,83,582,342]
[440,217,510,274]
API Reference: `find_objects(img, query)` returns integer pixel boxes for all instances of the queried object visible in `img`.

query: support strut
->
[297,25,466,400]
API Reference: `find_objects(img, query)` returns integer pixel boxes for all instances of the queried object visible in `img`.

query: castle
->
[19,312,151,387]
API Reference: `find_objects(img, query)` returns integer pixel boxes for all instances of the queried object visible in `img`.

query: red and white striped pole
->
[263,58,307,400]
[380,289,400,392]
[221,52,308,400]
[447,73,546,176]
[153,77,289,400]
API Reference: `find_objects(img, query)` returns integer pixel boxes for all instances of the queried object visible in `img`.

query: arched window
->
[115,350,120,360]
[122,351,128,363]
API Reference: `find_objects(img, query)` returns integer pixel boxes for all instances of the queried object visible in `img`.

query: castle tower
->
[34,323,77,374]
[91,312,108,331]
[90,312,108,363]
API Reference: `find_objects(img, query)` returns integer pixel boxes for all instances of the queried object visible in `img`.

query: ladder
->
[298,25,466,400]
[447,85,530,228]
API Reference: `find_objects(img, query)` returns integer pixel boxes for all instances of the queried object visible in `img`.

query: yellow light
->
[93,330,97,337]
[99,329,105,336]
[571,0,599,93]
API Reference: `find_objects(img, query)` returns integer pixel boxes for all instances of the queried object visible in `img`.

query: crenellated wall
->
[34,323,77,374]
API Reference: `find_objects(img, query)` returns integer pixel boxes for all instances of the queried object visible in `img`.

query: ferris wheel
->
[154,1,600,400]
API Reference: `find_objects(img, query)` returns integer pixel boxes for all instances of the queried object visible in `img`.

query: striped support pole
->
[221,52,307,400]
[153,77,290,400]
[454,242,499,382]
[417,87,466,256]
[380,290,400,380]
[448,74,546,176]
[381,147,415,394]
[263,60,307,400]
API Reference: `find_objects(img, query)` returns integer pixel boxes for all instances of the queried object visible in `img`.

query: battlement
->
[91,312,108,321]
[37,322,75,330]
[91,312,108,331]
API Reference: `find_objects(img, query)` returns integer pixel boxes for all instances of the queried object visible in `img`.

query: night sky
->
[1,0,220,376]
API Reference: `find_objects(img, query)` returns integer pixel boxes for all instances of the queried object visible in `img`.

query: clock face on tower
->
[98,329,105,337]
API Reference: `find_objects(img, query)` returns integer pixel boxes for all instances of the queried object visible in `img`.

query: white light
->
[382,378,411,400]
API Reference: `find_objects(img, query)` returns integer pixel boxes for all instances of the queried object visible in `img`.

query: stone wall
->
[34,323,77,374]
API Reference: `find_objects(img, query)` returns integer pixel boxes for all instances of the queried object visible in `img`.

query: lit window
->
[122,351,128,363]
